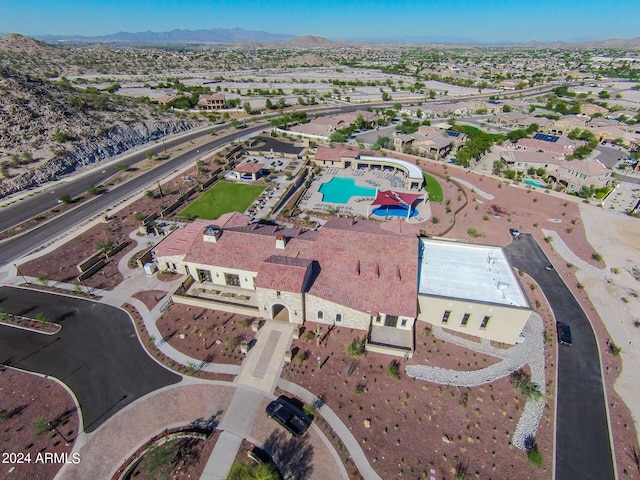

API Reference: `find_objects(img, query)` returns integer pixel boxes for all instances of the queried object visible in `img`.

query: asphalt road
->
[0,287,181,432]
[504,234,615,480]
[0,123,272,267]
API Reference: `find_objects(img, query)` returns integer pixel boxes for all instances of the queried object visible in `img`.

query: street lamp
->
[48,421,71,445]
[13,264,29,285]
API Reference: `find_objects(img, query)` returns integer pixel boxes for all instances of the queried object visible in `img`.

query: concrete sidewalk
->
[200,321,294,480]
[236,321,295,393]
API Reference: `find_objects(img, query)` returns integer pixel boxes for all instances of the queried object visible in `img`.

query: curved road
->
[0,287,180,432]
[504,234,615,480]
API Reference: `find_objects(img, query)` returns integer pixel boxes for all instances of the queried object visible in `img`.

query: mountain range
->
[37,28,295,45]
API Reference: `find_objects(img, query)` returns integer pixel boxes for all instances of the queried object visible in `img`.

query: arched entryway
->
[272,304,290,322]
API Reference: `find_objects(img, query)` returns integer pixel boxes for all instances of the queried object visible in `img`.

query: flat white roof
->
[359,156,424,181]
[418,238,529,308]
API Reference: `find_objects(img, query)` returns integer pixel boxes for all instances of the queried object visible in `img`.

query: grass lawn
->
[178,182,265,220]
[423,172,443,202]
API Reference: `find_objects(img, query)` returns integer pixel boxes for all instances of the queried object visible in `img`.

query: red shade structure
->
[368,189,427,220]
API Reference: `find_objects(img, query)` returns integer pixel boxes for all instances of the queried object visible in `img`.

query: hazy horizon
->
[2,0,639,44]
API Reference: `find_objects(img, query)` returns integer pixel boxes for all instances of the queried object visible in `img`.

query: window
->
[317,311,323,320]
[197,269,212,283]
[441,310,451,324]
[224,273,240,286]
[335,313,342,323]
[401,319,407,327]
[276,291,281,299]
[480,316,491,330]
[384,315,398,327]
[461,313,470,327]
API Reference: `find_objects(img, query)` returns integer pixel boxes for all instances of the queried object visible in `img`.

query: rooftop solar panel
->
[533,133,559,143]
[446,130,461,137]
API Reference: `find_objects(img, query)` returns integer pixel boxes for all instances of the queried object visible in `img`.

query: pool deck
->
[298,167,431,223]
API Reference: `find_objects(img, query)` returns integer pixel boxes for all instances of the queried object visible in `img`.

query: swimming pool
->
[318,177,376,204]
[372,205,418,218]
[524,179,545,187]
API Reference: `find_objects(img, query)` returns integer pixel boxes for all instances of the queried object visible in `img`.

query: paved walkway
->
[4,227,369,480]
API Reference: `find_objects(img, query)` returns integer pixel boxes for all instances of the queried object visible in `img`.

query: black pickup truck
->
[266,396,312,438]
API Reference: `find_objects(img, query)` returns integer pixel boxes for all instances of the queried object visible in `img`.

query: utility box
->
[143,262,158,275]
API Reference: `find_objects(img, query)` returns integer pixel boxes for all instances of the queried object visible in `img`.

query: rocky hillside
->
[0,65,203,198]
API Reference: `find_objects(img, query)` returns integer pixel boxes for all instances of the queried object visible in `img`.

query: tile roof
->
[158,215,419,318]
[235,162,264,173]
[254,255,314,292]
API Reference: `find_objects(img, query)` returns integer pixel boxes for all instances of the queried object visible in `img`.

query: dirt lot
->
[157,303,258,366]
[282,323,555,480]
[0,368,79,480]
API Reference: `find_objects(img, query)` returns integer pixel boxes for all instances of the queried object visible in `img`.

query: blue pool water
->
[524,179,545,187]
[318,177,376,204]
[372,205,418,218]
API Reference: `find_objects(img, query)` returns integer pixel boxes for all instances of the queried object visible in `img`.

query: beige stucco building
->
[153,214,532,355]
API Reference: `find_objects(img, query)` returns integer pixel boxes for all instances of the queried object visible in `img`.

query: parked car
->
[545,264,553,271]
[266,396,312,438]
[556,322,572,346]
[509,228,521,239]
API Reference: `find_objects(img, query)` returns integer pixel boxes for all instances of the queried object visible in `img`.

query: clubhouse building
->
[153,214,531,356]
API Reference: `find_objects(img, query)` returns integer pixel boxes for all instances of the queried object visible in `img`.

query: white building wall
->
[417,295,531,345]
[184,261,257,289]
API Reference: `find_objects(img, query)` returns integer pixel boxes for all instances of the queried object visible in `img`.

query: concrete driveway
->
[504,234,615,480]
[0,287,180,432]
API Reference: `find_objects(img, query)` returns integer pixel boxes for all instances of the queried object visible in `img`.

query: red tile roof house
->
[231,160,265,181]
[152,213,532,354]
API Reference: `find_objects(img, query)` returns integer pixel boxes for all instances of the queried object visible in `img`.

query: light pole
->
[48,421,71,445]
[13,264,29,285]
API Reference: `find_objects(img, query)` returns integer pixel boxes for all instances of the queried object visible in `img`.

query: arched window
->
[335,313,342,323]
[317,311,324,320]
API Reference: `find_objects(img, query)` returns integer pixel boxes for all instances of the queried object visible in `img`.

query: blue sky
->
[1,0,639,43]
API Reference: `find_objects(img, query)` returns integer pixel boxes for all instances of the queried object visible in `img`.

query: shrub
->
[527,446,544,467]
[608,341,622,356]
[592,252,604,262]
[33,416,50,436]
[303,403,317,419]
[467,227,484,238]
[346,337,365,357]
[510,369,543,401]
[387,360,401,379]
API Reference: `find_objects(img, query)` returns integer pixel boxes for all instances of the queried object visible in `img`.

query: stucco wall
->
[417,295,531,344]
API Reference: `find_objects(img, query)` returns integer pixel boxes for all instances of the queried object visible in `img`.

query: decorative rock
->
[240,341,249,354]
[364,419,371,428]
[179,333,186,339]
[442,434,451,444]
[215,339,222,345]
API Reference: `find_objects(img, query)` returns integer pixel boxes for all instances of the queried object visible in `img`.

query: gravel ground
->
[406,313,546,449]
